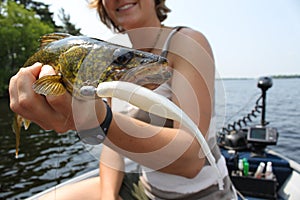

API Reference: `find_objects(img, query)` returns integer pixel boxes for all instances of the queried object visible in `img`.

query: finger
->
[15,82,68,131]
[11,62,43,105]
[26,62,43,78]
[16,70,47,114]
[9,64,41,113]
[9,63,42,109]
[9,75,20,112]
[12,66,55,122]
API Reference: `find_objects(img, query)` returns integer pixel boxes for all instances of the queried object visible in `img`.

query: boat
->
[26,77,300,200]
[217,77,300,199]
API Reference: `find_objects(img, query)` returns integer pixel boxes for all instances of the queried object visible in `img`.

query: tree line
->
[0,0,81,96]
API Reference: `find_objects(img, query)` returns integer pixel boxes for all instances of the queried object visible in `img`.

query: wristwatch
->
[77,100,112,145]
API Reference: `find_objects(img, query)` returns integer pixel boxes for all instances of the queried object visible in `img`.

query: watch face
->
[77,126,106,145]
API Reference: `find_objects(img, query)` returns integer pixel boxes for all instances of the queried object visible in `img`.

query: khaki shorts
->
[119,172,148,200]
[119,173,237,200]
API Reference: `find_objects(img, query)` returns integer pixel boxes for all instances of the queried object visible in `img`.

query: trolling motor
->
[247,77,278,156]
[217,77,278,156]
[257,76,273,126]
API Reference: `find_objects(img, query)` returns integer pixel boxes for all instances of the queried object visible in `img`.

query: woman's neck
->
[126,19,162,51]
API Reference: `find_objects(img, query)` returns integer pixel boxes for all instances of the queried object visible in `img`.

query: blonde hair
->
[89,0,171,32]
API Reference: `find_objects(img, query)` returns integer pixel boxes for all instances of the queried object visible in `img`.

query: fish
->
[13,32,171,158]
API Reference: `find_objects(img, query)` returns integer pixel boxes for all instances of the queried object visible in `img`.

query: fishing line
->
[54,147,60,198]
[224,92,260,127]
[54,113,72,198]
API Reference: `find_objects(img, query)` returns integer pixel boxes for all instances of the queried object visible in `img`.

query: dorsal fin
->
[40,33,73,48]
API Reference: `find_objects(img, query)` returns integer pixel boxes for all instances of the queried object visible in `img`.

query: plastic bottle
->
[238,159,243,176]
[254,162,265,178]
[265,161,274,179]
[238,159,244,171]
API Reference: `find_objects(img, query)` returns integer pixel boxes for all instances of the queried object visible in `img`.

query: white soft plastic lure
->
[80,81,224,190]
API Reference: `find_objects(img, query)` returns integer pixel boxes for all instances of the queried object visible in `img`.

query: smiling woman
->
[9,0,237,199]
[89,0,171,32]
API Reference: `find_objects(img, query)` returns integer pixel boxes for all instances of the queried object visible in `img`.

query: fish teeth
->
[118,3,135,11]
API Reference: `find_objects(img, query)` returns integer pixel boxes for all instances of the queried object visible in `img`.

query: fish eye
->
[113,49,134,65]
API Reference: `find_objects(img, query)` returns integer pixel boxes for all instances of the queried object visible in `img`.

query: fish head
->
[99,47,171,87]
[73,45,171,99]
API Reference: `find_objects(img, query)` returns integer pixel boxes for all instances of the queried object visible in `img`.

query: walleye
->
[13,33,171,158]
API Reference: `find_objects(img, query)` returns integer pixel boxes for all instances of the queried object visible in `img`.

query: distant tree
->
[30,1,57,28]
[12,0,58,29]
[15,0,81,34]
[0,0,53,96]
[57,8,81,35]
[0,0,81,95]
[11,0,81,34]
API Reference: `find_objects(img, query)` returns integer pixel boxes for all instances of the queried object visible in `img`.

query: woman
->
[9,0,237,199]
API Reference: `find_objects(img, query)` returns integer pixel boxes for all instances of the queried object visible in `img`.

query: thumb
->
[39,65,56,78]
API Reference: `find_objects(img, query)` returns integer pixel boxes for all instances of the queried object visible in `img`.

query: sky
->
[38,0,300,78]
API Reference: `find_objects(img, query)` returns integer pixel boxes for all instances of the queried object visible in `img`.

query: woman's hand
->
[9,62,106,133]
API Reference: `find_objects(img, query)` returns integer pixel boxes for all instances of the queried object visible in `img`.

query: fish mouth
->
[140,55,168,66]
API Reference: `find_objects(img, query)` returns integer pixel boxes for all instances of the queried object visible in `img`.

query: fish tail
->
[12,114,31,159]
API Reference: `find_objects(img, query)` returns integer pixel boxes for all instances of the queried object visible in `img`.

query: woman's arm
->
[102,28,215,178]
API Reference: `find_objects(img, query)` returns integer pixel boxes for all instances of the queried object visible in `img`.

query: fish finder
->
[247,126,278,145]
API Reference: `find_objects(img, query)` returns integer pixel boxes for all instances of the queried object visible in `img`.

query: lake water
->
[1,78,299,199]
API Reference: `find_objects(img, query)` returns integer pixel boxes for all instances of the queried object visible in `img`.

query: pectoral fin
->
[33,75,66,96]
